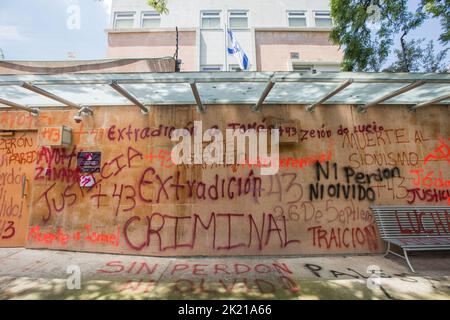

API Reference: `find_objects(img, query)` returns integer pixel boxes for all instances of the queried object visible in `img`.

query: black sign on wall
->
[77,152,101,173]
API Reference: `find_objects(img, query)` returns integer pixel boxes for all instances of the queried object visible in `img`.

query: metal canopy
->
[0,72,448,114]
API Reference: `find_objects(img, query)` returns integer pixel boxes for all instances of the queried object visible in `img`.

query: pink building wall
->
[255,31,343,71]
[107,31,197,71]
[106,29,342,72]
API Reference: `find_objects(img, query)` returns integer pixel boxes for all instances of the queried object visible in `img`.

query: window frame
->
[287,11,308,28]
[141,11,161,28]
[291,64,314,72]
[200,65,223,72]
[113,11,136,29]
[314,11,333,28]
[228,10,249,30]
[201,11,222,30]
[229,64,244,72]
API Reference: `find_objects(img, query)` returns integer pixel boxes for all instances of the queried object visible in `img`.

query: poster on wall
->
[77,152,101,173]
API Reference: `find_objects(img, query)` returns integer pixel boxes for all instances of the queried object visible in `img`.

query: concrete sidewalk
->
[0,248,449,300]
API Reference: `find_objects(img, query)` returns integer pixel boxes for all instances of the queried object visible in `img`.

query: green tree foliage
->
[421,40,449,72]
[330,0,449,72]
[385,39,448,72]
[422,0,449,42]
[385,39,423,72]
[148,0,169,14]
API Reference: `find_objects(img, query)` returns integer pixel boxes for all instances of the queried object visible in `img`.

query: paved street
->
[0,248,449,300]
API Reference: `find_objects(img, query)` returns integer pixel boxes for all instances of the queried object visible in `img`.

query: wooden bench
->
[371,206,450,272]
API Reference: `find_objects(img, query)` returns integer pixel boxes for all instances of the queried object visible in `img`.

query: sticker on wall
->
[80,175,96,188]
[77,152,101,173]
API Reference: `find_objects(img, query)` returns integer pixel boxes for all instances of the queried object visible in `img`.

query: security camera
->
[73,106,93,123]
[73,114,83,123]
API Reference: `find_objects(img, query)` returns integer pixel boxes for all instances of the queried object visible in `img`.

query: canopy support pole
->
[306,79,353,112]
[21,82,84,110]
[409,93,450,111]
[357,80,426,113]
[0,98,39,116]
[252,78,275,112]
[190,81,205,113]
[110,81,149,114]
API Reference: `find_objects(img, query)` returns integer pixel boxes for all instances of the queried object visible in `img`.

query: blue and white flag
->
[227,28,249,71]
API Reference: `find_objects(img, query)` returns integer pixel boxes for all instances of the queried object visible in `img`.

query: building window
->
[292,64,314,72]
[201,65,223,71]
[229,11,248,29]
[314,11,333,28]
[290,52,300,59]
[114,12,135,29]
[201,11,221,29]
[287,11,307,27]
[141,12,161,28]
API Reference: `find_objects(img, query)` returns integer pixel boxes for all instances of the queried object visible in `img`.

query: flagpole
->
[224,23,228,72]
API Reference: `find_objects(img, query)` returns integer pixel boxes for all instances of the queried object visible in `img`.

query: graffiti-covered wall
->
[0,104,448,255]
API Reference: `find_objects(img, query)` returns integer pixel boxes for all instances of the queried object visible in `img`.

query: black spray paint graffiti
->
[309,162,401,202]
